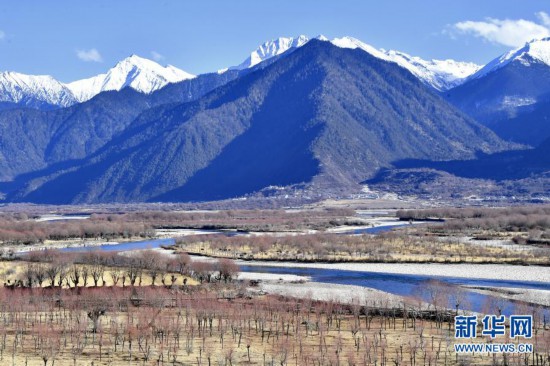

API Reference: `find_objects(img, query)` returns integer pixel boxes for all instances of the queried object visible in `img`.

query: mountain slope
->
[67,55,195,102]
[371,135,550,184]
[14,40,510,204]
[490,99,550,146]
[0,69,241,182]
[447,38,550,145]
[0,71,77,110]
[0,90,153,181]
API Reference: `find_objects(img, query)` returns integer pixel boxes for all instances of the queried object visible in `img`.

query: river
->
[57,228,550,314]
[59,224,409,252]
[237,264,549,315]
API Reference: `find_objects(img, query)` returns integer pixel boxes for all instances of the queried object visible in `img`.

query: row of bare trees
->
[0,216,153,245]
[397,206,550,232]
[7,249,239,289]
[111,207,357,231]
[174,231,549,265]
[0,207,358,245]
[397,206,550,220]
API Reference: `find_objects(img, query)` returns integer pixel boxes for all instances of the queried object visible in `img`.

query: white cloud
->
[151,51,164,61]
[76,48,103,62]
[452,12,550,48]
[537,11,550,27]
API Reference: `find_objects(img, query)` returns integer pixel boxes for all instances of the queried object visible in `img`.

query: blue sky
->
[0,0,549,81]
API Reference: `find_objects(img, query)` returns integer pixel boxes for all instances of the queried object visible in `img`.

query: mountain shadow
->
[9,40,512,204]
[446,53,550,146]
[366,141,550,184]
[153,64,324,202]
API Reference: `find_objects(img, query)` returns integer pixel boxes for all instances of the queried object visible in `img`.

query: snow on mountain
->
[67,55,195,102]
[329,36,480,90]
[228,35,311,71]
[0,71,76,107]
[330,36,391,61]
[381,50,480,91]
[0,36,490,108]
[470,37,550,81]
[0,55,196,108]
[229,35,479,91]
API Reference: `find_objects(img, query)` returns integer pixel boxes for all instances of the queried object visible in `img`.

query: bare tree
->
[191,261,215,283]
[33,263,47,287]
[80,289,112,333]
[216,258,239,283]
[68,264,82,288]
[90,263,105,287]
[174,252,191,275]
[142,250,164,286]
[57,264,68,288]
[125,259,141,286]
[81,265,90,287]
[23,263,35,288]
[110,268,122,286]
[46,262,60,287]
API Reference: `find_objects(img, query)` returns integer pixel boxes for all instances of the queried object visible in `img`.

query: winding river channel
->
[58,225,550,315]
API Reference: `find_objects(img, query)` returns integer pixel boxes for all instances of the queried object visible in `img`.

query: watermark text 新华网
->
[454,315,533,354]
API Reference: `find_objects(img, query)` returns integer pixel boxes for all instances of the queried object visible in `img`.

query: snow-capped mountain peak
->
[329,36,391,61]
[67,54,195,102]
[228,35,480,90]
[470,37,550,80]
[230,35,311,70]
[327,37,480,90]
[380,50,481,91]
[0,71,76,108]
[0,35,489,110]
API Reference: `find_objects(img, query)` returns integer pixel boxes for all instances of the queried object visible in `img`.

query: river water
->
[237,264,549,315]
[57,226,549,314]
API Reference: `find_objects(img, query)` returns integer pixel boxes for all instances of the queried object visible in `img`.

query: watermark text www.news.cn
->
[454,314,533,354]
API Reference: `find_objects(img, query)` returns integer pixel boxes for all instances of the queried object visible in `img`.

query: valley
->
[1,8,550,364]
[0,203,548,365]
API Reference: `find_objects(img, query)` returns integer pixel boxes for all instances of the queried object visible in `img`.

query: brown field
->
[0,284,547,366]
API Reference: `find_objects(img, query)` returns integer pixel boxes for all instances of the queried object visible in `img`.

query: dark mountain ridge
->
[366,137,550,202]
[8,40,511,204]
[0,70,242,181]
[446,55,550,146]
